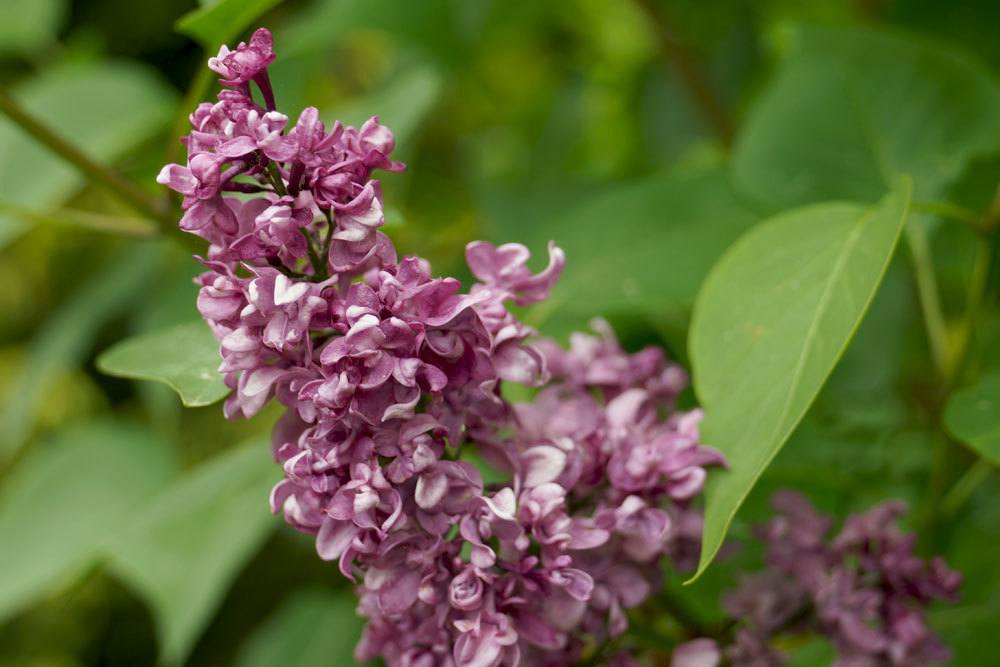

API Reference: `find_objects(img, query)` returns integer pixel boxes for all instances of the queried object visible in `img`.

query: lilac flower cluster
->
[161,28,726,666]
[709,492,961,667]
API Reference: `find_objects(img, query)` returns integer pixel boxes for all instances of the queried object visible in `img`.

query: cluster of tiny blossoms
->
[160,28,725,666]
[692,492,961,667]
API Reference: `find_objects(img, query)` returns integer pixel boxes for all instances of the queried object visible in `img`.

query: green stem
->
[947,233,992,387]
[942,459,993,516]
[0,91,173,230]
[904,221,950,379]
[982,182,1000,232]
[0,200,157,237]
[321,209,334,249]
[299,227,325,277]
[917,208,996,539]
[266,256,309,280]
[267,161,289,196]
[912,199,981,228]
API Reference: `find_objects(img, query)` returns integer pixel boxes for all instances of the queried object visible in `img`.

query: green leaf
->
[687,180,912,582]
[329,64,443,161]
[944,373,1000,465]
[0,420,179,623]
[177,0,283,48]
[733,26,1000,211]
[0,0,65,57]
[97,320,229,408]
[491,165,758,326]
[237,589,364,667]
[109,439,277,666]
[280,0,466,68]
[0,243,162,460]
[0,61,177,247]
[0,200,157,237]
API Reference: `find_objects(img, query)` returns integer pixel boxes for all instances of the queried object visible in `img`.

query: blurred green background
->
[1,0,998,665]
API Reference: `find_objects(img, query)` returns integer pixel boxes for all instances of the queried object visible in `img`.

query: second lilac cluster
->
[160,28,726,666]
[715,492,961,667]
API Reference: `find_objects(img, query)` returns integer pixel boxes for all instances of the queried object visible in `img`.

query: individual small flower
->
[157,152,225,203]
[466,240,566,306]
[671,638,721,667]
[208,27,276,98]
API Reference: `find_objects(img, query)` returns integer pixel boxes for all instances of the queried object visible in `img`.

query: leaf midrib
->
[698,205,880,580]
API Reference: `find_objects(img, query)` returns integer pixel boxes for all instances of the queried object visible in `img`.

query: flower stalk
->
[0,91,174,233]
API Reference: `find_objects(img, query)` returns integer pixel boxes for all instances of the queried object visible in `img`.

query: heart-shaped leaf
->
[688,180,912,581]
[97,320,228,408]
[733,26,1000,210]
[944,373,1000,466]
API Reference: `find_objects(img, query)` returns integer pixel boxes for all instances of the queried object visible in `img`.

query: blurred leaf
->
[688,180,911,581]
[0,243,162,461]
[784,637,837,666]
[491,165,758,327]
[929,473,1000,666]
[944,373,1000,465]
[0,200,157,237]
[931,598,1000,667]
[330,64,443,160]
[281,0,467,67]
[0,420,179,623]
[0,61,177,247]
[237,589,363,667]
[109,438,277,666]
[820,263,913,429]
[97,320,229,408]
[733,26,1000,211]
[0,0,65,57]
[177,0,283,48]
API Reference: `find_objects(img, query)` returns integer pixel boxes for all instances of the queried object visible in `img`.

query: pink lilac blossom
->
[162,27,727,666]
[706,492,961,667]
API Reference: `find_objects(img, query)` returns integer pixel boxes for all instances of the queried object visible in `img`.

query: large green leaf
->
[0,243,162,460]
[0,420,179,623]
[944,373,1000,466]
[97,320,229,408]
[109,439,277,666]
[688,180,912,581]
[177,0,283,48]
[733,26,1000,211]
[490,165,758,327]
[0,61,177,247]
[0,0,65,57]
[237,589,364,667]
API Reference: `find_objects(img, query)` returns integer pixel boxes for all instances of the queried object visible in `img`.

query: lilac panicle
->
[163,26,727,666]
[714,492,960,667]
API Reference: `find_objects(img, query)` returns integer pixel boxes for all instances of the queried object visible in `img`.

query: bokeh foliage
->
[1,0,998,665]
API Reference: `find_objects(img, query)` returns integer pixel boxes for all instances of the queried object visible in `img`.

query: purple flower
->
[720,492,960,667]
[165,25,736,667]
[208,28,276,109]
[672,639,721,667]
[466,241,565,307]
[453,610,520,667]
